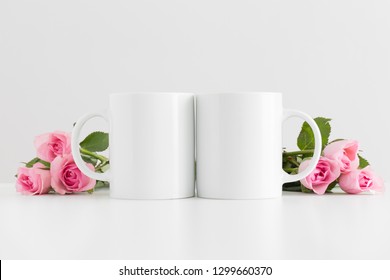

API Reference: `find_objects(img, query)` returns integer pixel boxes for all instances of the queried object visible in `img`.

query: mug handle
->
[71,113,110,181]
[282,109,322,183]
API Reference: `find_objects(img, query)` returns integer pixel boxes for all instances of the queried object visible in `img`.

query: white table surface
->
[0,183,389,259]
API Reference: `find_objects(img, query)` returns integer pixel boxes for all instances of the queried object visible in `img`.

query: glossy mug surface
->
[72,92,195,199]
[196,92,322,199]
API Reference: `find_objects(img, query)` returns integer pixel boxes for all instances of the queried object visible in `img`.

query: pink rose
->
[51,154,96,194]
[15,163,51,195]
[34,131,71,162]
[299,157,341,195]
[323,140,359,173]
[339,166,384,194]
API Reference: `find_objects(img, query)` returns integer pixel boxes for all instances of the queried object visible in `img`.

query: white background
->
[1,0,389,182]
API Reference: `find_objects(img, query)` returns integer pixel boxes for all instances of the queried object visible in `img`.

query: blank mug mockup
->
[196,92,322,199]
[71,92,195,199]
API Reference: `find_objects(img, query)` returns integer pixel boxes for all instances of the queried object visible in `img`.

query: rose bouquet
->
[15,117,384,195]
[15,131,109,195]
[282,117,384,194]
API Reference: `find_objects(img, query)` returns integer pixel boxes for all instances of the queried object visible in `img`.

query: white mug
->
[71,92,195,199]
[196,92,322,199]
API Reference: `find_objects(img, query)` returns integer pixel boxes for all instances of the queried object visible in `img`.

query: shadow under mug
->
[71,92,195,199]
[196,92,322,199]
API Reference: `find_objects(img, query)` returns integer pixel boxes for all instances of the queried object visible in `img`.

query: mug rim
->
[110,92,194,97]
[196,92,282,96]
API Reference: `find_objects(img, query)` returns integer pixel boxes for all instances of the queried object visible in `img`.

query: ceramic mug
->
[196,92,322,199]
[71,92,195,199]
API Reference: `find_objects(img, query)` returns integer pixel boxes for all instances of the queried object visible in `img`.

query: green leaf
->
[301,184,314,193]
[358,154,369,169]
[297,117,331,151]
[325,181,338,193]
[79,131,109,152]
[81,155,98,166]
[25,157,40,168]
[283,181,301,192]
[95,180,110,189]
[25,157,50,168]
